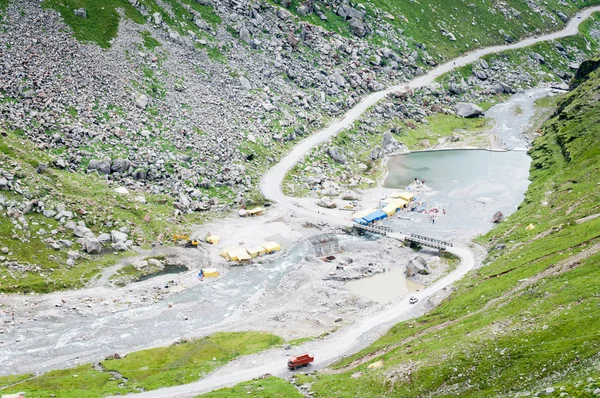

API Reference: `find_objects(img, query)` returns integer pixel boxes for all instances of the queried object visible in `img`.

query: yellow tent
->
[219,248,238,260]
[391,198,408,209]
[261,241,281,254]
[382,204,397,216]
[248,207,265,216]
[353,208,376,220]
[229,248,251,261]
[206,235,220,245]
[247,246,266,258]
[202,268,219,277]
[390,191,405,199]
[400,192,414,202]
[526,223,535,230]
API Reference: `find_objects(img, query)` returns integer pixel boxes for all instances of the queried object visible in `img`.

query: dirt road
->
[120,7,600,397]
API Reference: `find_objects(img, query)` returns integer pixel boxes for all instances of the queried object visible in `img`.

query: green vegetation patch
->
[101,332,284,391]
[1,332,283,397]
[141,30,161,50]
[41,0,144,48]
[198,376,303,397]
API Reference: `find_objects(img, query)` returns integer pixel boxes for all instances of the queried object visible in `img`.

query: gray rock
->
[88,159,111,175]
[111,230,128,243]
[277,8,291,19]
[406,256,429,277]
[43,209,56,218]
[152,12,162,25]
[136,94,149,109]
[370,146,384,160]
[480,59,489,69]
[97,233,111,243]
[349,18,368,37]
[455,102,484,118]
[133,169,147,181]
[111,241,130,251]
[239,76,251,90]
[111,158,131,173]
[73,225,92,238]
[337,5,365,20]
[239,26,251,44]
[73,8,87,18]
[332,72,346,87]
[297,5,308,16]
[556,11,569,23]
[474,70,488,80]
[530,52,545,64]
[194,18,210,31]
[0,177,8,190]
[327,146,347,164]
[82,237,101,254]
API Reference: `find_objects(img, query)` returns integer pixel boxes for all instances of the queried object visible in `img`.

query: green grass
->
[0,0,8,21]
[1,332,283,397]
[206,46,227,63]
[41,0,144,48]
[299,57,600,397]
[401,113,492,148]
[141,30,161,50]
[198,376,303,397]
[0,129,208,293]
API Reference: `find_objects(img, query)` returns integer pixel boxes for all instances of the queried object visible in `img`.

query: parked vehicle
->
[288,353,314,370]
[409,296,418,304]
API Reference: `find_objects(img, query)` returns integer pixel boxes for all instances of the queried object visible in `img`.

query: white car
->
[409,296,418,304]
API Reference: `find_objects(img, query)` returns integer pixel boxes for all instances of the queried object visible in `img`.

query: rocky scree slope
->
[1,0,599,212]
[284,57,600,397]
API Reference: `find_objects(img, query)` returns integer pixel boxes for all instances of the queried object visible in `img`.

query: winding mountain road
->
[117,7,600,398]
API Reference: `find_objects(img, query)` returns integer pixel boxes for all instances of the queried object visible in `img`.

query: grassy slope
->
[198,376,303,398]
[0,129,206,294]
[300,59,600,396]
[0,332,283,397]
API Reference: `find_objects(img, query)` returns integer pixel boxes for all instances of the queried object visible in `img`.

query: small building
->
[261,241,281,254]
[381,204,397,216]
[247,246,266,258]
[399,192,415,202]
[363,210,388,224]
[206,235,220,245]
[201,268,219,277]
[247,207,265,216]
[229,248,251,262]
[352,208,376,220]
[3,393,26,398]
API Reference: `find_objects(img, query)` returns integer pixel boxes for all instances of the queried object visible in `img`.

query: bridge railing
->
[410,233,453,247]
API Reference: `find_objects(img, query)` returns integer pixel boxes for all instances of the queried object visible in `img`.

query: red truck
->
[287,353,314,370]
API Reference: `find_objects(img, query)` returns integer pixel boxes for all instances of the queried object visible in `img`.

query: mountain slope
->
[296,58,600,397]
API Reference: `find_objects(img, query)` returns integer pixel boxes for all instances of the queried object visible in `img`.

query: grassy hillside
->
[0,332,283,397]
[0,129,206,293]
[296,57,600,396]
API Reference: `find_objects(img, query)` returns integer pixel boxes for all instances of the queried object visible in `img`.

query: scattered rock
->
[455,102,484,118]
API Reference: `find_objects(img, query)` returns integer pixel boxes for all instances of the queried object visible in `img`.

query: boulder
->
[136,94,149,109]
[88,159,111,175]
[73,225,92,238]
[492,211,504,223]
[239,76,251,90]
[327,147,347,164]
[0,177,8,190]
[556,11,569,23]
[480,59,489,69]
[277,8,291,19]
[317,198,336,208]
[370,146,384,160]
[455,102,484,118]
[152,12,162,25]
[111,230,128,243]
[297,5,308,16]
[239,26,251,44]
[111,158,131,173]
[474,70,488,80]
[73,8,87,18]
[82,237,102,254]
[194,18,210,31]
[406,256,429,277]
[530,52,545,64]
[349,18,369,37]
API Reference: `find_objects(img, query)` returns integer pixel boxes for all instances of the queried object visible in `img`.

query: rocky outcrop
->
[455,102,484,118]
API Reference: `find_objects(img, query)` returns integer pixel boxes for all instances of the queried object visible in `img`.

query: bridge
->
[352,223,394,236]
[352,222,453,250]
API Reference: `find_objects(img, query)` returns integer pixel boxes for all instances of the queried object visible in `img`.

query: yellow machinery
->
[173,234,199,247]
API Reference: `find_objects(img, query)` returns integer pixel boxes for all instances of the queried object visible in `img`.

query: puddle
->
[135,264,189,282]
[345,268,423,304]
